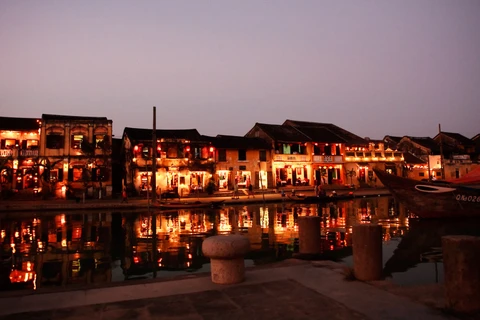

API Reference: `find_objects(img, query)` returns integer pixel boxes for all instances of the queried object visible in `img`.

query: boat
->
[287,193,354,203]
[373,168,480,219]
[383,218,480,277]
[158,200,225,210]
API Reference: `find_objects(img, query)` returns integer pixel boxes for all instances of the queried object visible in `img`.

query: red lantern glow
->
[209,147,214,152]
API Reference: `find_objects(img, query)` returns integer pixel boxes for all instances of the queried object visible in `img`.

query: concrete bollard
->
[352,224,383,281]
[202,234,250,285]
[442,235,480,314]
[298,216,322,255]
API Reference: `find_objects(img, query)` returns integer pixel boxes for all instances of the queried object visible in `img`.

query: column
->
[442,235,480,314]
[352,224,382,281]
[298,216,321,255]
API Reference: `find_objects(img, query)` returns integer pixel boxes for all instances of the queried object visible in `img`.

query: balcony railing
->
[0,149,13,157]
[312,155,343,163]
[20,149,39,157]
[273,154,309,162]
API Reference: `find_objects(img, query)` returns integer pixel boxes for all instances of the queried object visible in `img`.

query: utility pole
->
[152,107,157,204]
[151,106,157,278]
[438,123,445,179]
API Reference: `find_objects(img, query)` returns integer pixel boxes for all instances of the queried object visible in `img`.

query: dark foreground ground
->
[0,260,466,320]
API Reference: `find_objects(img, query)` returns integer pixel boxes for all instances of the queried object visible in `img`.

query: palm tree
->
[346,168,356,186]
[0,158,14,199]
[320,168,327,185]
[32,157,64,199]
[80,135,112,198]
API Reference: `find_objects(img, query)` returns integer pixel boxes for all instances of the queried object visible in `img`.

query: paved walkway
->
[0,187,390,214]
[0,260,457,320]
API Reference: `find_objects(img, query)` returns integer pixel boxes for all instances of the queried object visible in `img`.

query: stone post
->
[442,235,480,314]
[352,224,383,281]
[298,216,322,255]
[202,234,250,285]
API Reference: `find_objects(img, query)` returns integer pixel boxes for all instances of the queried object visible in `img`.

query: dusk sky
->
[1,0,479,140]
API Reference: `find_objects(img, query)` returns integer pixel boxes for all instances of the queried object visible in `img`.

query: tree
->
[32,157,64,199]
[346,168,356,186]
[320,168,327,185]
[80,135,112,197]
[0,158,14,199]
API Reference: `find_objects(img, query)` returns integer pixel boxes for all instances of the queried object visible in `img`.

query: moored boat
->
[373,169,480,219]
[158,200,225,210]
[287,193,354,203]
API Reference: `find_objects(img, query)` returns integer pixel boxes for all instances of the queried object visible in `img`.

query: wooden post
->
[352,224,383,281]
[298,216,321,255]
[442,235,480,314]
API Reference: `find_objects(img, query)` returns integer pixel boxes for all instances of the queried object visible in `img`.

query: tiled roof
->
[123,127,202,142]
[405,136,439,152]
[284,120,368,145]
[253,123,310,142]
[437,132,474,146]
[290,126,346,143]
[383,135,403,143]
[403,152,426,164]
[0,116,40,131]
[213,135,272,149]
[42,114,109,121]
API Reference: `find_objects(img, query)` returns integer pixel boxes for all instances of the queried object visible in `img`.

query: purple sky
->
[1,0,479,140]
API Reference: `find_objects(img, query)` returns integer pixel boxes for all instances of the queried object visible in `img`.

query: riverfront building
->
[0,116,41,194]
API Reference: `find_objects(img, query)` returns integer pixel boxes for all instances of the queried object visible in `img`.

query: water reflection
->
[4,195,466,292]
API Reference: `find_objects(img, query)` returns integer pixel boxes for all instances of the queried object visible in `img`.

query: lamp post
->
[258,160,265,205]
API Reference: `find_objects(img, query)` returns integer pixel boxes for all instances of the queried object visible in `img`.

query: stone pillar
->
[352,224,383,281]
[298,216,321,255]
[442,235,480,314]
[202,234,250,285]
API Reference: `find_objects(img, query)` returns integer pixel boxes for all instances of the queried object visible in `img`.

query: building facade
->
[122,127,215,197]
[211,135,272,190]
[39,114,113,199]
[0,116,41,195]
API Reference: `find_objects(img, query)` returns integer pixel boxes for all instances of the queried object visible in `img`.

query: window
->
[92,167,109,181]
[166,144,178,158]
[95,135,106,149]
[71,135,84,149]
[346,152,355,157]
[419,172,425,177]
[375,152,382,158]
[142,146,151,158]
[73,168,83,182]
[23,140,39,149]
[1,139,17,149]
[238,149,247,161]
[218,149,227,162]
[50,170,58,183]
[46,135,64,149]
[259,150,267,161]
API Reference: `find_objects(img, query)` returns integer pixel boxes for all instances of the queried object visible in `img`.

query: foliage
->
[346,168,356,185]
[32,157,64,199]
[79,135,112,194]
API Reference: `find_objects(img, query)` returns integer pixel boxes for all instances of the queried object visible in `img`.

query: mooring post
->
[352,224,383,281]
[298,216,322,255]
[442,235,480,314]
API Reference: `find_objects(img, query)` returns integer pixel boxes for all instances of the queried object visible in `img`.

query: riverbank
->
[0,187,391,214]
[0,259,460,320]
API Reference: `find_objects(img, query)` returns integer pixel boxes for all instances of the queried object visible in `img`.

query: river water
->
[1,196,479,292]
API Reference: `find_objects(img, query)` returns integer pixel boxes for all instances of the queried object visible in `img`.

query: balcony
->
[273,154,309,162]
[20,149,39,157]
[312,155,343,163]
[0,149,13,157]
